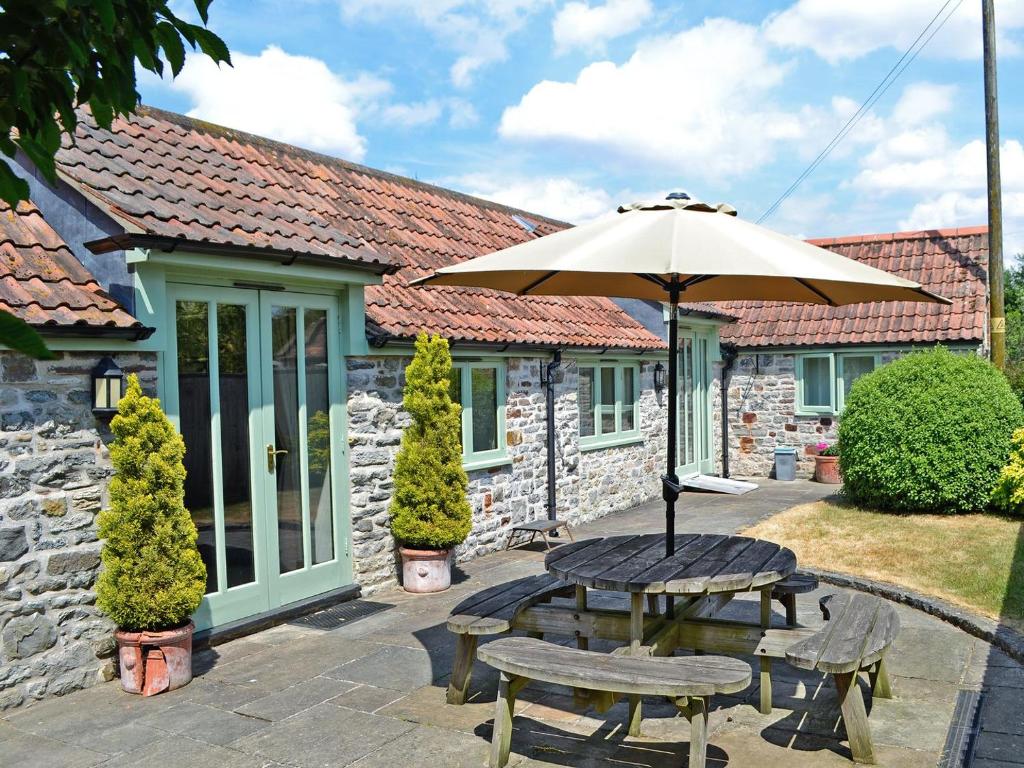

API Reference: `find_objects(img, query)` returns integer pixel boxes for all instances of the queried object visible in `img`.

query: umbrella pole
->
[663,279,682,615]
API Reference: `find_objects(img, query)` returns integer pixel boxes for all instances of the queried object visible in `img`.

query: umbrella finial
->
[665,191,691,201]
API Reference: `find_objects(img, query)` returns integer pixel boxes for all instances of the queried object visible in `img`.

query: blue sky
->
[144,0,1024,253]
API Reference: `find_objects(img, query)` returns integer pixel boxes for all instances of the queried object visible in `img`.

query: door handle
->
[267,444,288,472]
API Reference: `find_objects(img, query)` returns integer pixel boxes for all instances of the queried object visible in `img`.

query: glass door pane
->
[681,337,695,467]
[271,306,305,575]
[304,309,334,566]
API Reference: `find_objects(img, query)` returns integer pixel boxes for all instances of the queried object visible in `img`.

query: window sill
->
[579,433,645,452]
[463,453,512,472]
[795,409,837,418]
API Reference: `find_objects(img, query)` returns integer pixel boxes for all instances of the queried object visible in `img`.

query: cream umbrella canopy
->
[411,196,951,559]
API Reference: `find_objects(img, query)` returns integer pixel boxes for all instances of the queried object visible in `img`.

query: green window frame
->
[796,352,879,414]
[578,363,642,450]
[449,361,509,470]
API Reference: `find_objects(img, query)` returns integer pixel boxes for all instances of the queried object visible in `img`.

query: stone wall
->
[718,350,905,477]
[0,351,157,710]
[347,355,665,593]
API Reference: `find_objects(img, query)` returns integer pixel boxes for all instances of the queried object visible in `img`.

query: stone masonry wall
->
[717,350,905,477]
[347,355,665,593]
[0,351,158,710]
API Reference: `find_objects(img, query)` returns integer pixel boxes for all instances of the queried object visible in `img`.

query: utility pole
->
[983,0,1005,368]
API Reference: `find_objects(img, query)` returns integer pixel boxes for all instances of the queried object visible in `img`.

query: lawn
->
[743,500,1024,634]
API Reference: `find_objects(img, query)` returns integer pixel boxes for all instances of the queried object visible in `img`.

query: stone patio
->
[2,479,1022,767]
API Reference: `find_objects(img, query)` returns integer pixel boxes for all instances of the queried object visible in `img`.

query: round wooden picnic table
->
[543,532,798,730]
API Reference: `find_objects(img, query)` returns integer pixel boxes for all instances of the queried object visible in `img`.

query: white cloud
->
[378,100,444,127]
[447,98,480,129]
[500,18,818,179]
[552,0,653,54]
[169,45,388,159]
[340,0,550,87]
[764,0,1024,64]
[448,173,614,223]
[890,82,957,127]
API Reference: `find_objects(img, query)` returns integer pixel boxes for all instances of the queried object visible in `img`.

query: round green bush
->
[839,347,1024,513]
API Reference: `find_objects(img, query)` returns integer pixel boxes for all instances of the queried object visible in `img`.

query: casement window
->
[449,362,508,469]
[578,363,641,449]
[796,352,879,414]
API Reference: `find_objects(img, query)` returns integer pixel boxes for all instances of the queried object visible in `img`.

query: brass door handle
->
[267,444,288,472]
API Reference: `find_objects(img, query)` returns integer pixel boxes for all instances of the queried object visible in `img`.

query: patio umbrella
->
[411,195,950,559]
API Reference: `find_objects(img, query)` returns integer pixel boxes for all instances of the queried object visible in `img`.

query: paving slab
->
[325,644,440,691]
[235,676,359,722]
[108,734,287,768]
[0,729,108,768]
[329,683,407,714]
[350,723,498,768]
[136,701,270,745]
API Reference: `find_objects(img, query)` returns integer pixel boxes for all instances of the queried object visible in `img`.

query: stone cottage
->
[714,227,989,477]
[0,106,734,708]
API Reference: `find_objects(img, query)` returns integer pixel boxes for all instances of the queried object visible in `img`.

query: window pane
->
[841,355,875,399]
[217,304,255,588]
[271,306,304,575]
[471,367,498,452]
[802,357,831,407]
[304,308,334,565]
[600,367,616,434]
[621,367,636,432]
[176,300,217,595]
[579,367,595,437]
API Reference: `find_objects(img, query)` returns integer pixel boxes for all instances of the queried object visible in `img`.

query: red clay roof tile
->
[54,106,667,350]
[0,201,141,332]
[718,227,988,348]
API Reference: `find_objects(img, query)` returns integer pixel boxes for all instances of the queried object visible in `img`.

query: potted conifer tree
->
[96,375,206,696]
[390,333,472,592]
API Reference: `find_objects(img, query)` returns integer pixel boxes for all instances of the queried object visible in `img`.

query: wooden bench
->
[505,519,573,551]
[785,592,900,765]
[771,572,819,626]
[477,637,751,768]
[446,573,573,704]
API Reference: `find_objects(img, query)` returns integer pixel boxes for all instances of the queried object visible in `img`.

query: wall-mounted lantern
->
[92,357,124,415]
[654,361,667,392]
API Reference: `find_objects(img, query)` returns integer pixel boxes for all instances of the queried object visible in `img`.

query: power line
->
[757,0,966,225]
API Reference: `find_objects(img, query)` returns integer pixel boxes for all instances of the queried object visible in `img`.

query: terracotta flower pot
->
[114,621,194,696]
[400,547,452,593]
[813,455,842,484]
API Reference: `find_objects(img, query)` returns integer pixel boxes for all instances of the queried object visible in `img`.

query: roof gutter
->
[84,233,400,277]
[368,333,666,356]
[36,324,156,341]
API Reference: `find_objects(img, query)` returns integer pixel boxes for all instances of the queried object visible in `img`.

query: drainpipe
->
[544,352,562,521]
[719,343,739,478]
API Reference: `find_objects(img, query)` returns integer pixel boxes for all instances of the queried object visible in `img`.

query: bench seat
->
[771,572,819,626]
[478,637,751,768]
[446,573,573,704]
[785,592,900,764]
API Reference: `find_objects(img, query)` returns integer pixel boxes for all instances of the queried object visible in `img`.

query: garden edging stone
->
[804,566,1024,663]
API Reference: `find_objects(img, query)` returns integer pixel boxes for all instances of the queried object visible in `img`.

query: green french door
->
[678,330,714,477]
[165,285,350,631]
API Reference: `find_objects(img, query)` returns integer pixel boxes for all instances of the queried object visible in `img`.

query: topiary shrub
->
[96,374,206,631]
[839,347,1024,513]
[390,333,472,550]
[992,428,1024,515]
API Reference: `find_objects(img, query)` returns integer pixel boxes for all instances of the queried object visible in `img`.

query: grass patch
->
[743,500,1024,634]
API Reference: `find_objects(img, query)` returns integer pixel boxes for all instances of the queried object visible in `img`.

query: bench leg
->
[834,671,876,765]
[759,587,773,714]
[782,593,798,627]
[628,592,644,736]
[447,634,478,705]
[677,696,709,768]
[573,586,591,708]
[563,524,574,543]
[646,594,659,616]
[490,672,521,768]
[869,657,893,700]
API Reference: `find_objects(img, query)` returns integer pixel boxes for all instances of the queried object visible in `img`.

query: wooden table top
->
[544,533,797,596]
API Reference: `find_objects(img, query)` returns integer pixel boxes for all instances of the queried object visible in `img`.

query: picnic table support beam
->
[869,658,893,700]
[447,634,479,705]
[573,586,590,708]
[490,672,526,768]
[834,671,876,765]
[759,586,773,714]
[628,591,644,736]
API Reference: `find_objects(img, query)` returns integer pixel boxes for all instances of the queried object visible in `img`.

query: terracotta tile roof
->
[718,227,988,348]
[53,106,666,351]
[0,201,142,333]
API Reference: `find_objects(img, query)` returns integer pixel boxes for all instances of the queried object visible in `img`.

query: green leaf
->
[94,0,116,32]
[155,22,186,77]
[0,162,30,207]
[193,0,214,25]
[190,25,231,65]
[88,97,114,129]
[0,310,55,360]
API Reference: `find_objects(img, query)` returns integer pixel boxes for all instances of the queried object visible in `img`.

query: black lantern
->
[654,361,667,392]
[92,357,124,415]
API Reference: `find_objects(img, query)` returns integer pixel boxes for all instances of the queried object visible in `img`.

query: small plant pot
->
[814,455,842,484]
[400,547,452,593]
[114,621,194,696]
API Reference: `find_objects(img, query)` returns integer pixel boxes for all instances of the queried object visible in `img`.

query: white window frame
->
[796,351,880,415]
[450,361,508,470]
[578,362,642,450]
